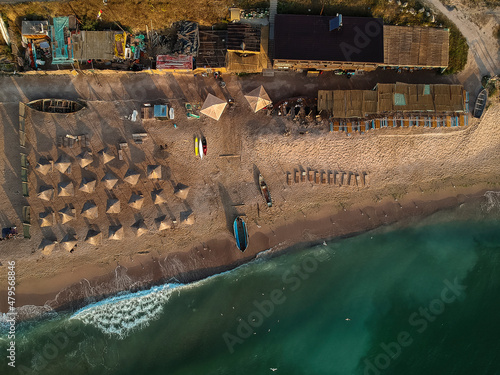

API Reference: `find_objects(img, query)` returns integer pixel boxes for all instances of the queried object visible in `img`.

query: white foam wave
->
[483,191,500,213]
[69,242,336,339]
[70,283,180,339]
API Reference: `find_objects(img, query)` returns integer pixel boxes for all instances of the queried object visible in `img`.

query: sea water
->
[1,192,500,375]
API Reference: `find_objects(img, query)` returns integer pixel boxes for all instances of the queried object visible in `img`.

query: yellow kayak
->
[195,137,199,156]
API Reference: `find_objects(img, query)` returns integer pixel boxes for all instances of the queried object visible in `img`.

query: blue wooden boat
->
[233,217,249,252]
[473,88,487,118]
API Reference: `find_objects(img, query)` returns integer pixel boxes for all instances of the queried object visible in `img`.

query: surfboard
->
[195,137,199,156]
[199,138,203,160]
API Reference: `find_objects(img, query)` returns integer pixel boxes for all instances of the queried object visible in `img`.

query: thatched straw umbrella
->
[108,225,124,240]
[37,185,54,201]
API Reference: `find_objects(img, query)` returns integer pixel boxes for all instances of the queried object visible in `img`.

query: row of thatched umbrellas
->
[39,185,190,226]
[38,211,194,255]
[37,165,164,201]
[35,147,118,175]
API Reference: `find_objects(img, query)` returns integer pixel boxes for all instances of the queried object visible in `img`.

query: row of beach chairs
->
[287,169,368,187]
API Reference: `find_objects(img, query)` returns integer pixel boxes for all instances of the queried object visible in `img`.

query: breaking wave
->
[70,283,181,339]
[483,191,500,213]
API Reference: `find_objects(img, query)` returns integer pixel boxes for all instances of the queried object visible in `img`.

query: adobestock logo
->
[364,278,466,375]
[223,250,329,354]
[339,20,382,61]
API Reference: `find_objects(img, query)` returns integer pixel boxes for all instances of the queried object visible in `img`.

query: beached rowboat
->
[259,174,272,207]
[473,88,487,118]
[233,217,249,251]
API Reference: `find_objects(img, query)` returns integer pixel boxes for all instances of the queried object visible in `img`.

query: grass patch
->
[445,23,468,74]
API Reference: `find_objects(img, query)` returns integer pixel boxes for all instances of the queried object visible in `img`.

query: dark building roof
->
[197,30,227,68]
[227,23,261,52]
[274,15,384,63]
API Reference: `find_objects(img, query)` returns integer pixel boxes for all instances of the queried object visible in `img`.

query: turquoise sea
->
[2,192,500,375]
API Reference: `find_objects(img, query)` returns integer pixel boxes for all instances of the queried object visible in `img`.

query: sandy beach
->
[0,72,499,318]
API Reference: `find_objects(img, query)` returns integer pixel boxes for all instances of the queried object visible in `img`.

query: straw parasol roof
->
[77,150,93,168]
[79,177,96,194]
[128,193,144,210]
[174,184,190,200]
[108,225,124,240]
[245,85,272,112]
[54,155,71,174]
[151,189,166,205]
[99,148,115,164]
[39,239,57,255]
[38,185,54,201]
[200,93,227,121]
[58,181,74,197]
[59,205,76,224]
[155,215,172,231]
[39,211,53,227]
[81,201,98,219]
[180,210,195,225]
[106,198,121,214]
[35,157,51,175]
[101,172,119,189]
[60,233,77,252]
[124,168,140,186]
[131,219,148,237]
[85,229,102,246]
[147,165,162,179]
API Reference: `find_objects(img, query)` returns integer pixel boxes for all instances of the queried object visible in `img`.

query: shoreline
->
[3,184,495,321]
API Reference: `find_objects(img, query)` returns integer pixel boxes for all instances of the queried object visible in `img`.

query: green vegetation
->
[81,16,98,31]
[446,24,468,74]
[0,0,470,74]
[483,77,498,98]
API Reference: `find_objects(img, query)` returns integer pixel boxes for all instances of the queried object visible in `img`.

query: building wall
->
[273,59,379,71]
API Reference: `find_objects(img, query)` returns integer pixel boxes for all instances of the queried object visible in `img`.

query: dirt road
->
[423,0,500,94]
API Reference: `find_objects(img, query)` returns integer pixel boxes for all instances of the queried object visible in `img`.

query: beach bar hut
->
[245,86,272,112]
[200,94,227,121]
